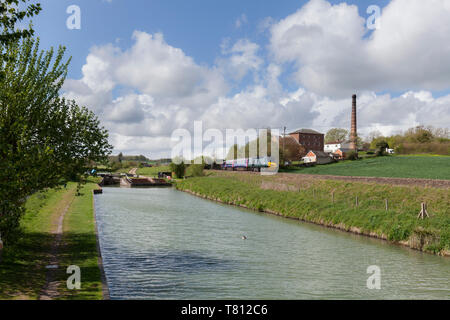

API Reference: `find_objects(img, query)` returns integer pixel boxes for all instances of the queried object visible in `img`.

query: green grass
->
[0,180,103,300]
[0,185,74,299]
[176,173,450,255]
[57,180,103,300]
[282,155,450,180]
[137,165,171,177]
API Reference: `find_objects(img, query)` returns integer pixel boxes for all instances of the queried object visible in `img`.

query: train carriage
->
[222,157,277,172]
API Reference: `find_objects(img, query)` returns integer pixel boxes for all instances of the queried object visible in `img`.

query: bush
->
[170,161,186,179]
[395,142,450,156]
[109,161,122,171]
[186,164,204,177]
[345,151,358,160]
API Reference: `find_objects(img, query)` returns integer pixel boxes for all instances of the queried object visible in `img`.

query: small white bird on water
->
[242,235,247,240]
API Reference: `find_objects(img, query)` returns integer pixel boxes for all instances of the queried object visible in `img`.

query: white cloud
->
[218,39,263,81]
[314,91,450,138]
[270,0,450,97]
[63,31,228,140]
[64,0,450,158]
[114,32,215,99]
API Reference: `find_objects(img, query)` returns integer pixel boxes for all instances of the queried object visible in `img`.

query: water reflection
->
[94,187,450,300]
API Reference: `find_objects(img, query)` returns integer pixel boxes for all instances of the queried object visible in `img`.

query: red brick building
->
[289,129,324,152]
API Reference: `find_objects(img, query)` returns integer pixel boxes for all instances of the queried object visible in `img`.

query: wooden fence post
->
[355,196,359,207]
[417,203,430,219]
[385,199,388,212]
[332,191,335,204]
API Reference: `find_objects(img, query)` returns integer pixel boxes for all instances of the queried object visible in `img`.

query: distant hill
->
[108,154,150,163]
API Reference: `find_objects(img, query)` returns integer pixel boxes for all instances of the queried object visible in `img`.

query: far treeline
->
[107,153,171,171]
[0,1,112,244]
[326,126,450,155]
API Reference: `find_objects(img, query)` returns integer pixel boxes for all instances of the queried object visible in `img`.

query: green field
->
[0,180,103,300]
[136,165,171,177]
[283,155,450,180]
[176,173,450,256]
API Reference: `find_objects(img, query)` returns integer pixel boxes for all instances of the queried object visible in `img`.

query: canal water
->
[94,187,450,300]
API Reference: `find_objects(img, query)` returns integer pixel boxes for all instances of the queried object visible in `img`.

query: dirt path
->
[38,187,76,300]
[213,170,450,189]
[128,167,138,175]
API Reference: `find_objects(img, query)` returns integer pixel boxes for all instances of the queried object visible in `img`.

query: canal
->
[94,187,450,300]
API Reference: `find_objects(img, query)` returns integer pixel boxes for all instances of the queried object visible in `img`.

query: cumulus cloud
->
[218,39,263,81]
[64,0,450,158]
[314,91,450,138]
[63,31,228,138]
[270,0,450,97]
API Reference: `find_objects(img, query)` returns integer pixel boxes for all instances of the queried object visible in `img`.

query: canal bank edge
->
[93,187,110,300]
[176,187,450,258]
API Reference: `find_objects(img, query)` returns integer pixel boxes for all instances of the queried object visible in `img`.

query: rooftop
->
[289,129,323,135]
[307,151,331,158]
[326,140,352,146]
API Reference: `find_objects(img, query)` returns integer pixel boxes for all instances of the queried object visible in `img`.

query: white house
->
[324,141,351,153]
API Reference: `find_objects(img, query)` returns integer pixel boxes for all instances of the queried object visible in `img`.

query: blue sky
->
[31,0,450,157]
[35,0,390,79]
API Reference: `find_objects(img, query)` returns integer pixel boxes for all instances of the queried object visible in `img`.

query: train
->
[221,157,277,172]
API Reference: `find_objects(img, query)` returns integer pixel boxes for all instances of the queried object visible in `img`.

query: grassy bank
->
[281,155,450,180]
[0,179,103,300]
[57,180,103,300]
[137,165,171,176]
[176,173,450,256]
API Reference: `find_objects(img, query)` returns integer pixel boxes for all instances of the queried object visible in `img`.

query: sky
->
[31,0,450,158]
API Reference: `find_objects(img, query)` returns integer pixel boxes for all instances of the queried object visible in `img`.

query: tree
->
[415,126,434,143]
[0,37,112,243]
[118,152,123,163]
[345,150,358,160]
[325,128,349,143]
[279,136,306,163]
[170,160,186,179]
[224,129,279,162]
[368,130,383,142]
[226,144,240,160]
[186,164,204,177]
[0,0,41,46]
[355,136,364,149]
[404,126,434,143]
[375,140,390,156]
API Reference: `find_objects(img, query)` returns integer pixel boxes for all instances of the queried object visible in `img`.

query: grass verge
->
[57,179,103,300]
[0,179,103,300]
[281,155,450,180]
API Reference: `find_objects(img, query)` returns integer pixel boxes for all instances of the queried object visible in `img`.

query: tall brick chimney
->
[350,94,357,151]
